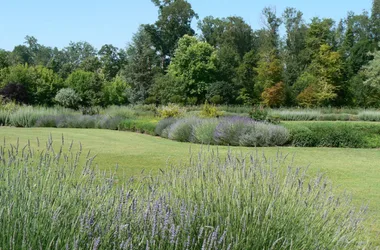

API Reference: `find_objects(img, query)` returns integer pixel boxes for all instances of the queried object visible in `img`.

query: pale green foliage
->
[103,76,130,105]
[192,118,218,144]
[158,103,185,118]
[363,49,380,89]
[55,88,81,109]
[65,70,103,107]
[199,102,222,118]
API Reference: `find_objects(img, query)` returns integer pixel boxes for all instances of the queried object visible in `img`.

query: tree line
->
[1,0,380,108]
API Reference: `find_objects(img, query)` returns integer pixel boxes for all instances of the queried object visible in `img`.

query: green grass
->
[0,127,380,245]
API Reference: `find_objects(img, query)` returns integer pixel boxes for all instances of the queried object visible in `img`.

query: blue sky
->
[0,0,372,51]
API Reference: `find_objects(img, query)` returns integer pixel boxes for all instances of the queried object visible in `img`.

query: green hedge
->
[283,121,380,148]
[119,118,158,135]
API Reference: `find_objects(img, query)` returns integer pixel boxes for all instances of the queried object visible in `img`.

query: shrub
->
[158,103,185,118]
[101,105,137,119]
[35,115,58,127]
[214,116,254,146]
[269,110,321,121]
[319,113,352,121]
[55,88,81,110]
[358,110,380,121]
[0,138,370,249]
[239,122,289,147]
[96,115,123,130]
[192,119,218,144]
[155,118,177,136]
[161,127,170,138]
[286,124,318,147]
[285,122,364,148]
[168,117,199,142]
[209,95,223,104]
[199,102,222,118]
[0,83,29,104]
[7,106,59,127]
[65,70,103,107]
[119,119,158,135]
[267,123,290,145]
[65,115,98,128]
[261,82,286,107]
[249,106,268,121]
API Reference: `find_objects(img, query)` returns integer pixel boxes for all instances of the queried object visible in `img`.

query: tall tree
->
[371,0,380,44]
[236,50,259,104]
[0,50,10,69]
[260,7,282,50]
[198,16,254,59]
[338,11,374,105]
[254,7,283,103]
[99,45,126,80]
[10,45,33,65]
[24,36,54,66]
[282,8,308,87]
[305,18,336,59]
[168,35,217,103]
[296,44,343,106]
[144,0,198,68]
[122,26,160,103]
[61,41,98,75]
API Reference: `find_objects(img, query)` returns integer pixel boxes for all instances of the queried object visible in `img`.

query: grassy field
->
[1,127,379,244]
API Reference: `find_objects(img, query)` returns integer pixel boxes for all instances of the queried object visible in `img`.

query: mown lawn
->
[0,127,379,244]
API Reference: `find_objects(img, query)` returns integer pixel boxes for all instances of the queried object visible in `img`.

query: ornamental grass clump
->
[8,106,75,127]
[269,109,321,121]
[0,137,370,249]
[358,110,380,121]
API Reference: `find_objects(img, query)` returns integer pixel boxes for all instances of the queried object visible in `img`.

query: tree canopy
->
[1,0,380,108]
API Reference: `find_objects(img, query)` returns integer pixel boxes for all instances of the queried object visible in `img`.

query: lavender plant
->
[155,118,177,136]
[192,118,218,144]
[168,117,200,142]
[214,116,254,146]
[0,137,370,249]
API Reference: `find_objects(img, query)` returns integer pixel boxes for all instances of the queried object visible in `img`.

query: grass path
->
[1,127,379,243]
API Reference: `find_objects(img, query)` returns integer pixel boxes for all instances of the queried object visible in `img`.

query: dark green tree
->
[65,70,103,107]
[282,8,308,87]
[122,26,161,103]
[371,0,380,44]
[144,0,198,68]
[198,16,254,59]
[168,35,217,103]
[99,45,126,80]
[0,50,10,69]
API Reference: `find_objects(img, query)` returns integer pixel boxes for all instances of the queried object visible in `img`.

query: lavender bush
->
[168,117,200,142]
[96,115,124,130]
[192,118,218,144]
[155,118,177,136]
[239,122,290,147]
[162,116,290,147]
[0,137,370,249]
[214,116,254,146]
